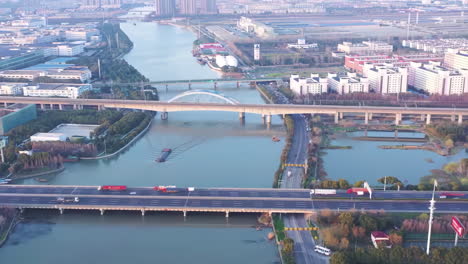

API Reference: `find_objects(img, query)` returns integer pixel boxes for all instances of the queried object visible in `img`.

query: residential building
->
[154,0,176,16]
[371,231,392,249]
[444,49,468,71]
[179,0,198,15]
[0,83,27,95]
[199,0,217,14]
[365,64,408,94]
[0,104,37,135]
[327,72,369,94]
[23,83,92,99]
[402,39,468,54]
[0,67,91,82]
[345,54,443,75]
[290,74,328,95]
[337,41,393,55]
[81,0,121,9]
[410,62,468,95]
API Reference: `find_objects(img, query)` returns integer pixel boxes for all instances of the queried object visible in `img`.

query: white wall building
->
[327,72,369,94]
[23,83,92,99]
[365,64,408,94]
[444,49,468,71]
[0,83,26,95]
[31,132,67,142]
[290,74,328,95]
[0,70,46,80]
[337,41,393,55]
[410,62,468,95]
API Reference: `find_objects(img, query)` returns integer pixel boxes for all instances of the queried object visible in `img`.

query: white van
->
[314,245,331,256]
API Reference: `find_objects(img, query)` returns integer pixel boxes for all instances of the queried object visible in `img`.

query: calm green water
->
[323,131,468,185]
[0,22,281,264]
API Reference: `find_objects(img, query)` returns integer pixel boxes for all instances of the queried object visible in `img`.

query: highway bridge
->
[0,96,467,125]
[1,185,468,216]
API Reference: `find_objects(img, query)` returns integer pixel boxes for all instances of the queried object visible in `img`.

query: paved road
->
[1,193,468,213]
[0,185,464,200]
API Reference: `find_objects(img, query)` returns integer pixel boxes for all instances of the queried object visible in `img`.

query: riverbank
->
[81,117,153,160]
[0,209,19,248]
[11,165,65,181]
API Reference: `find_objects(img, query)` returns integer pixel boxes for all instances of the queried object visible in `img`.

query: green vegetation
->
[418,159,468,191]
[281,238,296,264]
[330,246,468,264]
[273,214,286,241]
[70,23,159,101]
[324,146,352,150]
[0,110,153,176]
[0,208,17,246]
[273,115,294,188]
[425,122,468,143]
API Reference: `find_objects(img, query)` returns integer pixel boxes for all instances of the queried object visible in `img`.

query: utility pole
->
[384,176,387,191]
[97,58,102,80]
[426,180,438,255]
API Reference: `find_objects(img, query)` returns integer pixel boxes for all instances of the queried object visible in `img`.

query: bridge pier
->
[214,82,217,90]
[368,113,373,121]
[420,114,425,122]
[225,211,229,218]
[334,112,339,124]
[188,83,191,90]
[394,113,401,125]
[458,114,463,125]
[59,104,63,110]
[183,211,187,218]
[165,85,168,92]
[41,104,45,110]
[59,208,64,215]
[426,114,431,125]
[364,112,369,125]
[339,112,343,120]
[161,112,168,120]
[3,102,7,107]
[265,114,272,124]
[451,115,456,122]
[238,112,245,119]
[50,104,54,110]
[100,209,105,215]
[236,81,240,88]
[141,209,145,216]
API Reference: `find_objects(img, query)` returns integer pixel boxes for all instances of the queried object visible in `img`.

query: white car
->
[130,192,137,195]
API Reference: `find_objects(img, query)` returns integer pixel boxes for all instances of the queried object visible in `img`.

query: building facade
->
[179,0,198,15]
[23,83,92,99]
[154,0,176,16]
[337,41,393,55]
[327,72,369,94]
[290,74,328,95]
[444,49,468,71]
[411,62,468,95]
[0,83,27,95]
[365,65,408,94]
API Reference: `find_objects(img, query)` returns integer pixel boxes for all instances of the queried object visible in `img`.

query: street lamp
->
[426,179,438,255]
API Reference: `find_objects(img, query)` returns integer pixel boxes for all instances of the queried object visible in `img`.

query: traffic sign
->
[451,216,465,237]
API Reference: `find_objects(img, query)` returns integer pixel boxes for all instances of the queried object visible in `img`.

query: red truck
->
[97,185,127,191]
[346,188,369,196]
[154,186,178,193]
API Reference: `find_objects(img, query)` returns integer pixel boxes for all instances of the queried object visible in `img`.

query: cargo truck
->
[97,185,127,191]
[310,189,337,195]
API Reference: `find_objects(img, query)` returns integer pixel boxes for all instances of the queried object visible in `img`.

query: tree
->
[330,252,352,264]
[388,233,403,245]
[338,212,354,227]
[354,180,365,187]
[338,179,350,189]
[358,214,377,232]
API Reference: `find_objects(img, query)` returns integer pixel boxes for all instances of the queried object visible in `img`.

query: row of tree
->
[10,153,63,174]
[331,246,468,264]
[32,142,97,158]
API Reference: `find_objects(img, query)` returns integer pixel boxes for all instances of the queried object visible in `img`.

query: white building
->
[0,82,26,95]
[327,72,369,94]
[31,132,67,142]
[410,62,468,95]
[337,41,393,55]
[444,49,468,71]
[365,64,408,94]
[287,39,318,49]
[46,68,92,83]
[215,55,238,68]
[0,70,46,80]
[23,83,92,99]
[290,74,328,95]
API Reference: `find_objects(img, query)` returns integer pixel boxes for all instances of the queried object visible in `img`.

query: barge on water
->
[156,148,172,162]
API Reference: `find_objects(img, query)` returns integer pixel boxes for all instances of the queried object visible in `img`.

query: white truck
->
[310,189,337,195]
[57,197,80,203]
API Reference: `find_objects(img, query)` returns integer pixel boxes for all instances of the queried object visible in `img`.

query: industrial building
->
[23,83,92,99]
[0,83,27,95]
[290,74,328,95]
[337,41,393,55]
[0,104,37,135]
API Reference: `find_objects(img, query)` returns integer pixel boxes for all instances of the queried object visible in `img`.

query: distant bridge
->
[0,96,467,125]
[92,77,281,90]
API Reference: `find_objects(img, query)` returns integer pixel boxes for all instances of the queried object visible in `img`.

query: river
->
[0,22,282,264]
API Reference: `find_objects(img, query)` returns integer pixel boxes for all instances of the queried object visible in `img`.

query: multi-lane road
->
[1,185,468,213]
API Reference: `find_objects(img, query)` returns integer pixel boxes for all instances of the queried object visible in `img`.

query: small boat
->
[63,156,79,162]
[272,136,280,142]
[156,148,172,163]
[35,178,48,182]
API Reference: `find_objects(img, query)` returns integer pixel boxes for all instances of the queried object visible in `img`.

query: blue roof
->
[45,57,77,64]
[24,63,74,70]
